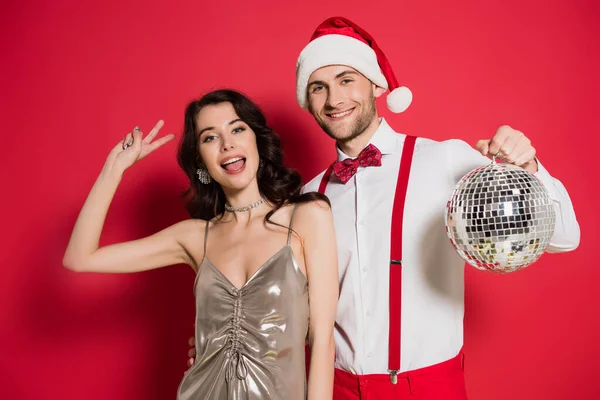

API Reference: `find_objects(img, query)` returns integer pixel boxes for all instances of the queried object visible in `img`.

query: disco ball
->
[445,159,556,273]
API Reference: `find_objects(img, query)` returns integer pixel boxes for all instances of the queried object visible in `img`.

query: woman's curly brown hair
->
[177,89,329,222]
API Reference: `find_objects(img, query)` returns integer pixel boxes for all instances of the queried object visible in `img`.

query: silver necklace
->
[224,197,266,212]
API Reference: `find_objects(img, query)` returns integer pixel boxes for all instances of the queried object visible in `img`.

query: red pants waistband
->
[333,352,467,400]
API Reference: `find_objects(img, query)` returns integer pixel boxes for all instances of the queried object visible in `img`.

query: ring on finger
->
[123,139,134,149]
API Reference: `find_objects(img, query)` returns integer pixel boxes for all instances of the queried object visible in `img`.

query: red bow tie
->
[332,144,382,184]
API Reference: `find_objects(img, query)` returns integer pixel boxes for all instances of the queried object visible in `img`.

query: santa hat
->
[296,16,412,113]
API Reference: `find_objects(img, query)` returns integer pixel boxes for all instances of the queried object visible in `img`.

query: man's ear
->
[373,84,386,98]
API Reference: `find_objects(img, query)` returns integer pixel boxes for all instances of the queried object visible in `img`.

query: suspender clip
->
[388,369,399,384]
[390,260,402,265]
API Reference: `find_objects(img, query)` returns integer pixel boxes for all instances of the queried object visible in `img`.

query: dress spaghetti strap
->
[287,205,298,246]
[203,220,210,256]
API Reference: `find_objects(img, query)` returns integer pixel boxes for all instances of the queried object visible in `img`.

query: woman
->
[63,89,338,399]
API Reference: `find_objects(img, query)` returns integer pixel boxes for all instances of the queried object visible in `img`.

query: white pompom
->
[386,86,413,113]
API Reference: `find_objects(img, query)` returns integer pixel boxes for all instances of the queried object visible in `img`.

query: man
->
[294,16,580,399]
[188,16,580,399]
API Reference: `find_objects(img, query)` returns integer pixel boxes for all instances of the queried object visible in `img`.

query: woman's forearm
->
[307,336,335,400]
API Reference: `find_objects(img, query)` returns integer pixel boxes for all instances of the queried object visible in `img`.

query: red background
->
[2,0,599,399]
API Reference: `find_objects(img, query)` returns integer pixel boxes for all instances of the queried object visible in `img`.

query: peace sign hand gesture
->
[105,120,175,175]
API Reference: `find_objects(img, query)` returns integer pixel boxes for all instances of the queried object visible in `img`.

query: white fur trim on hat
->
[386,86,413,113]
[296,34,388,109]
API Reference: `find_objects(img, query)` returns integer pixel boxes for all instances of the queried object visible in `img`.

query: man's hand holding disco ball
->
[446,125,557,273]
[474,125,538,173]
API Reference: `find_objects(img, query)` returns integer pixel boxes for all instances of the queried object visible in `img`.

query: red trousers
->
[332,353,468,400]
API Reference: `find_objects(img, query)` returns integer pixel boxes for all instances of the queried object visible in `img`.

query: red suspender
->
[318,136,417,384]
[388,134,416,383]
[318,164,335,195]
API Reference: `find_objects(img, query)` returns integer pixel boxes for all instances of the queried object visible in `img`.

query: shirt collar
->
[335,118,403,161]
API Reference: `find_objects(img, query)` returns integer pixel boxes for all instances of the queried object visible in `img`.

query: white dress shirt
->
[303,118,580,375]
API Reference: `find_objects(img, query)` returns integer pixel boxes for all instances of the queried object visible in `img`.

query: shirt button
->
[362,266,368,272]
[366,311,371,317]
[367,353,372,358]
[359,220,365,226]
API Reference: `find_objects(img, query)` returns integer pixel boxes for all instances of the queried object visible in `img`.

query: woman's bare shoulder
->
[168,218,208,237]
[294,199,331,220]
[167,218,210,266]
[292,200,333,238]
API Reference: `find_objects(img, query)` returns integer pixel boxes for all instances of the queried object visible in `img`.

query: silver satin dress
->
[177,211,309,400]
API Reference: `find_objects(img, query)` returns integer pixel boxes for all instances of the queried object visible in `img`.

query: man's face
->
[307,65,385,142]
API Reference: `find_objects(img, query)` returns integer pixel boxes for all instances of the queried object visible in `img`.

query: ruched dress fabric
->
[177,209,309,400]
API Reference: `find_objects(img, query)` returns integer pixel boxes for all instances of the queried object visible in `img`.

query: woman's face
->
[195,102,260,192]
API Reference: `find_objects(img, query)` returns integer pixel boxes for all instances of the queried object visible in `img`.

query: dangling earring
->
[196,166,212,184]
